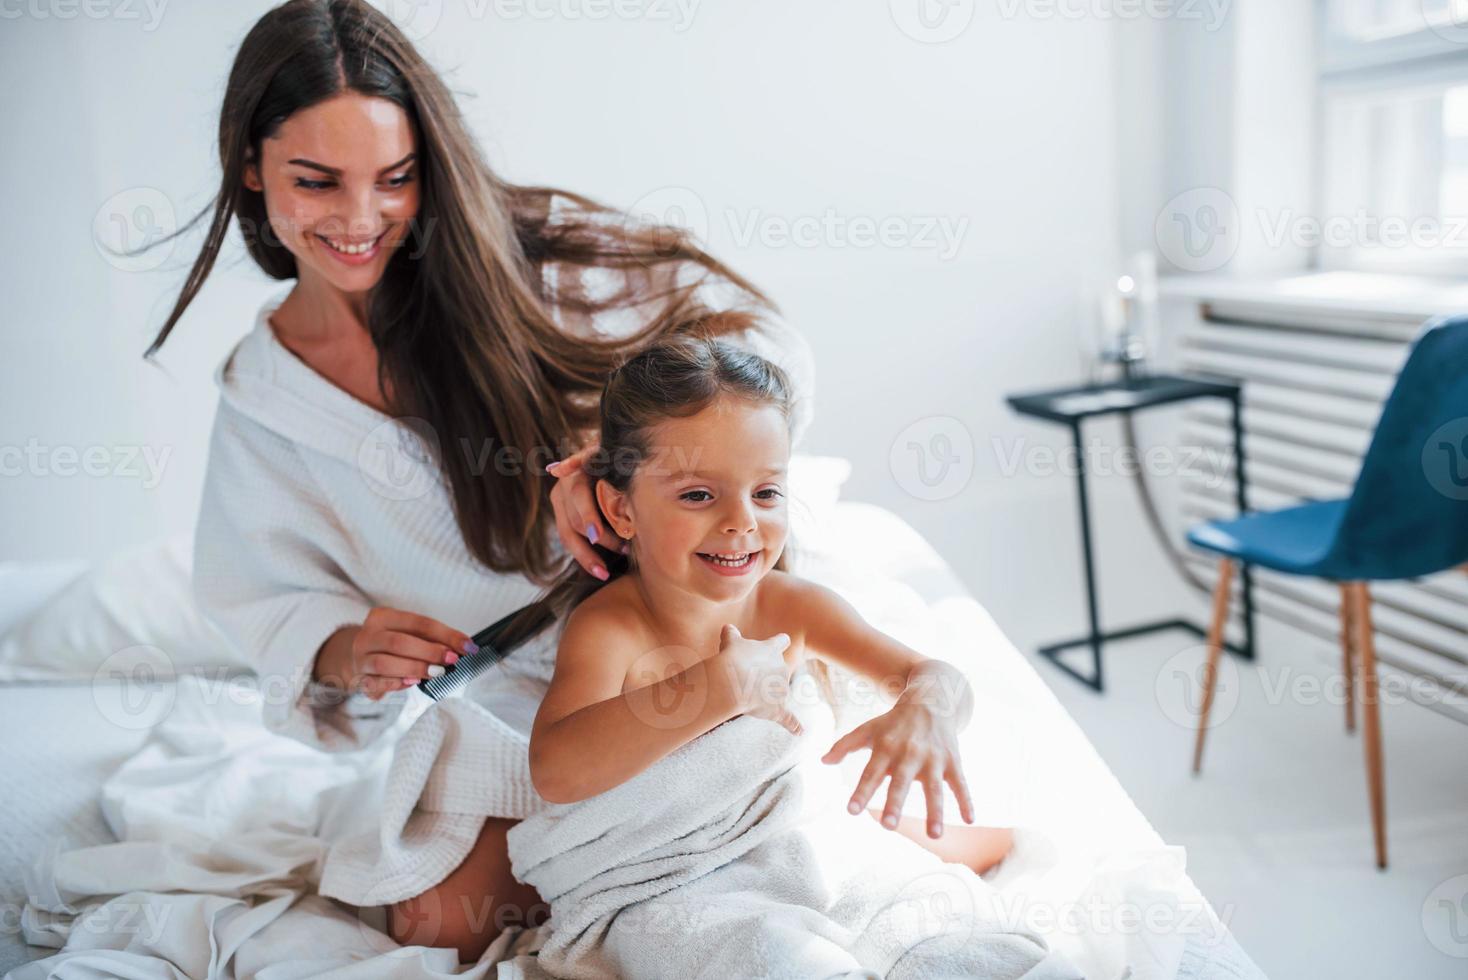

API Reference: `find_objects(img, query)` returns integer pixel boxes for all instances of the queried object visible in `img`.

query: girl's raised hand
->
[546,444,627,581]
[717,624,803,736]
[821,699,976,839]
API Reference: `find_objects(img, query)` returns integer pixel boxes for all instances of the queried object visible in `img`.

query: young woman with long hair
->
[151,0,1009,964]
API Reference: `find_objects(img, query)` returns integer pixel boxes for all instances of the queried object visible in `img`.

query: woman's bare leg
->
[870,809,1014,875]
[387,816,548,965]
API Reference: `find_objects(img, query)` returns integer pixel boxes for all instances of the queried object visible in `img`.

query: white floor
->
[996,612,1468,980]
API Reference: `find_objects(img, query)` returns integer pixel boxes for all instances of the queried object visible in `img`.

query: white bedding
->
[0,683,152,976]
[0,503,1267,979]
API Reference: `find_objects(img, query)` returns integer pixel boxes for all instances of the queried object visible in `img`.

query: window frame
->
[1315,0,1468,275]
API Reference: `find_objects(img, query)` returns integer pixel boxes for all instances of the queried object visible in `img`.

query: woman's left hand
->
[822,699,976,839]
[546,443,628,580]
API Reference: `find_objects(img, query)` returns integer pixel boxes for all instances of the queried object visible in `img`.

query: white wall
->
[2,1,1189,651]
[1118,0,1316,274]
[1105,2,1318,647]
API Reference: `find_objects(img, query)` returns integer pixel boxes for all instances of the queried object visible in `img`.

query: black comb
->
[417,601,557,701]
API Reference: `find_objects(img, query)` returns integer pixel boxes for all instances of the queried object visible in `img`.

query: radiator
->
[1174,299,1468,724]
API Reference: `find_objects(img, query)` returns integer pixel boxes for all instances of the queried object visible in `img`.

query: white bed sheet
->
[1,683,154,975]
[0,503,1267,979]
[0,560,88,634]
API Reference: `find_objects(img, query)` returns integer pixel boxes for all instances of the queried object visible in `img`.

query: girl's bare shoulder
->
[757,567,822,607]
[560,577,655,650]
[751,569,827,635]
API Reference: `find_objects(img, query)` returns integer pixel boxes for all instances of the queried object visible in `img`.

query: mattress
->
[1,683,154,974]
[0,504,1266,978]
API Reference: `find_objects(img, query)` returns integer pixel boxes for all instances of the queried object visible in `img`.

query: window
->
[1325,0,1467,44]
[1317,1,1468,272]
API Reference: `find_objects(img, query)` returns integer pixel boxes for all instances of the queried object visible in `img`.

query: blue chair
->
[1187,314,1468,870]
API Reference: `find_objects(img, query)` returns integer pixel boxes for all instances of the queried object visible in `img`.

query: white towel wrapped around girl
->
[491,316,1082,980]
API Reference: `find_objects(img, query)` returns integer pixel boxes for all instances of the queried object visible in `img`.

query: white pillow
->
[786,453,853,554]
[0,535,248,682]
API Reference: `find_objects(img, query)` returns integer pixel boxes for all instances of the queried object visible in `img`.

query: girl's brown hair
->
[495,325,834,709]
[533,322,797,628]
[144,0,774,584]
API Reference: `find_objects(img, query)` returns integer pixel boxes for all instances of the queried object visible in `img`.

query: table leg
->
[1034,387,1254,692]
[1071,419,1104,690]
[1229,391,1257,660]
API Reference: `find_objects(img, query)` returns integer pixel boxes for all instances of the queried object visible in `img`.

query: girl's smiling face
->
[600,394,791,599]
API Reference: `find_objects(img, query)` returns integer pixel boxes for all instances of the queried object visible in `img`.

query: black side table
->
[1005,373,1257,692]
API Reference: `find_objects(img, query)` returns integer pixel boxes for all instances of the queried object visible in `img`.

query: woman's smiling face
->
[242,91,420,293]
[609,395,791,599]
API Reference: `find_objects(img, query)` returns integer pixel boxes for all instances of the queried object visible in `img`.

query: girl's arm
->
[528,605,794,804]
[784,575,977,838]
[787,575,973,726]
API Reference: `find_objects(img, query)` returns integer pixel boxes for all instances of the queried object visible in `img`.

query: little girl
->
[497,319,1074,979]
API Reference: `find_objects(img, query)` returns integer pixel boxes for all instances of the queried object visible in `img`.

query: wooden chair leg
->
[1339,584,1355,734]
[1192,558,1235,774]
[1348,582,1388,870]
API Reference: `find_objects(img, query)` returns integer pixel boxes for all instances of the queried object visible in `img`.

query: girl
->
[526,323,977,839]
[494,325,1060,978]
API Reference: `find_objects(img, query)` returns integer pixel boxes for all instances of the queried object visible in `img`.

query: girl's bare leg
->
[871,809,1015,875]
[387,816,548,965]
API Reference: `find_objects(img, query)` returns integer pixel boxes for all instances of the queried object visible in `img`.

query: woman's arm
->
[193,404,465,751]
[528,607,797,804]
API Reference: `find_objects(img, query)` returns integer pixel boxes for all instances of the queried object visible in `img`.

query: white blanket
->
[10,559,1267,980]
[497,665,1078,979]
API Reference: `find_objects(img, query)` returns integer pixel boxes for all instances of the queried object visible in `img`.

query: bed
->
[0,495,1268,979]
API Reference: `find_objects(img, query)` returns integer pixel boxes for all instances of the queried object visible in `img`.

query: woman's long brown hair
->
[144,0,776,585]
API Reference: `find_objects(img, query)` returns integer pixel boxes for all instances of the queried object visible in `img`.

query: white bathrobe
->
[190,214,816,906]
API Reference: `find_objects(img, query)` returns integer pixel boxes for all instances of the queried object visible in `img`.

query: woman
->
[146,0,1011,965]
